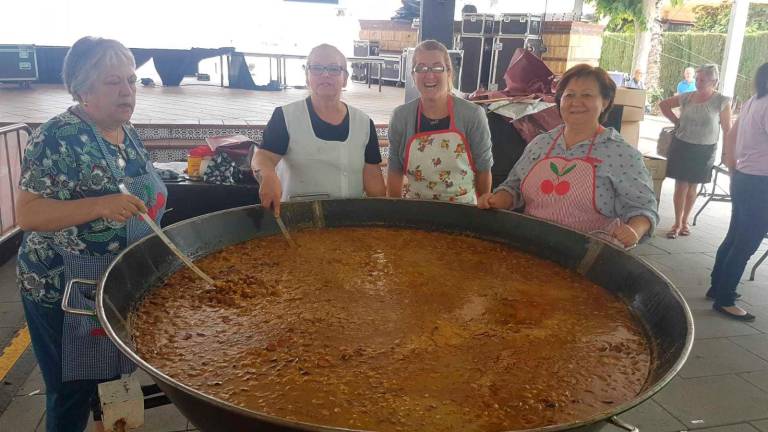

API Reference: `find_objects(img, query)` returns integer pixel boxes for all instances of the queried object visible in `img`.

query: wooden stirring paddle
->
[118,183,215,285]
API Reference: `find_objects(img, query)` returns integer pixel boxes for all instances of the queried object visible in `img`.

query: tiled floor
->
[0,81,405,127]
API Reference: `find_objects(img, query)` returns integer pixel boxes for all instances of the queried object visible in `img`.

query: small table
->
[349,56,386,93]
[164,181,259,226]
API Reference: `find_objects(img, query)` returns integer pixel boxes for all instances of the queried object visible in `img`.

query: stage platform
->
[0,81,405,129]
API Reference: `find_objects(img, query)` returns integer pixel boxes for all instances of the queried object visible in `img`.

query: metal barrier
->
[0,123,31,239]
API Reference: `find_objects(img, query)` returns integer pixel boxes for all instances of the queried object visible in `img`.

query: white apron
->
[278,99,370,201]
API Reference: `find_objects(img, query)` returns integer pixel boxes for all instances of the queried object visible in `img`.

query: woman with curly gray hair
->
[15,36,166,431]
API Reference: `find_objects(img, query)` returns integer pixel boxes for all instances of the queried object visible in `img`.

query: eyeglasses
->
[412,65,449,74]
[306,64,346,76]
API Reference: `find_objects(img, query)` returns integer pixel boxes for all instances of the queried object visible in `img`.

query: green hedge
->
[599,33,634,73]
[659,33,725,99]
[599,31,768,104]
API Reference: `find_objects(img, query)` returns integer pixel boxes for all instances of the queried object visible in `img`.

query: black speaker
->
[420,0,456,48]
[458,36,493,93]
[353,40,379,58]
[498,14,543,36]
[461,13,496,35]
[369,56,401,83]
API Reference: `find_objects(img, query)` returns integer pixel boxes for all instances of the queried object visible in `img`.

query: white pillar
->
[720,0,750,98]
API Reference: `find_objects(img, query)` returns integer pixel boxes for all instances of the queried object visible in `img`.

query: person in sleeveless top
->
[659,64,732,238]
[387,40,493,204]
[16,37,167,432]
[250,44,386,216]
[478,65,658,249]
[706,63,768,322]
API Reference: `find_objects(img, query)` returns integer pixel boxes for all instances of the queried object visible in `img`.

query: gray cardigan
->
[387,95,493,172]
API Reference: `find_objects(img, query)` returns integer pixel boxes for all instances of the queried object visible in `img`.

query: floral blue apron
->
[58,124,166,382]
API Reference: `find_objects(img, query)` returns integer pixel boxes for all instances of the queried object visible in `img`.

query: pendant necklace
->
[114,128,127,169]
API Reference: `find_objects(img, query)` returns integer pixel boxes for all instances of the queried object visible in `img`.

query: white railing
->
[0,123,31,239]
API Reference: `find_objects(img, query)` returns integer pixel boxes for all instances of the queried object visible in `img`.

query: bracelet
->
[624,224,640,243]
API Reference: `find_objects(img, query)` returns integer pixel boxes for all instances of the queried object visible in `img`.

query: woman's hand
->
[477,190,514,210]
[258,171,283,216]
[612,223,640,248]
[96,193,147,223]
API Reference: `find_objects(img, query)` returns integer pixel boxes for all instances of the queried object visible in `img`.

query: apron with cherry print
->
[520,127,621,235]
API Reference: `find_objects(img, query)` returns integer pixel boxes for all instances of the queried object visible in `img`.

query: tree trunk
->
[645,3,664,91]
[632,0,663,85]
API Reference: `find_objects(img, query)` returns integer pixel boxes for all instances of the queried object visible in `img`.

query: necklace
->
[112,128,127,169]
[72,106,128,170]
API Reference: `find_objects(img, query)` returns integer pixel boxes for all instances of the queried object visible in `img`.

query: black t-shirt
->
[417,113,451,132]
[260,97,382,164]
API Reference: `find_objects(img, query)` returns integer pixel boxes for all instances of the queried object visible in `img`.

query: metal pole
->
[720,0,750,98]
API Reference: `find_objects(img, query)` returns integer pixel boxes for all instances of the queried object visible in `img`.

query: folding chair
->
[692,164,731,226]
[750,244,768,281]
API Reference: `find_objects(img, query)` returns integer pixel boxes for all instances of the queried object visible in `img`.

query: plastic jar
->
[187,146,215,179]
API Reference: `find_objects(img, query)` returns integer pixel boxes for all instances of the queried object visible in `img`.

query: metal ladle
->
[118,183,215,285]
[274,213,297,248]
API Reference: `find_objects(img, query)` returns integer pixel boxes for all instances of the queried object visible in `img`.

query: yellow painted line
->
[0,326,31,382]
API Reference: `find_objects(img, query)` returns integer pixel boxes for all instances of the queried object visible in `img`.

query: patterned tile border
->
[136,125,389,142]
[141,125,390,162]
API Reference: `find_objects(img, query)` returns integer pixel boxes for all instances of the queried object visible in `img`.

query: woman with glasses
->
[251,43,386,216]
[659,64,732,239]
[387,40,493,203]
[478,64,658,249]
[15,36,166,432]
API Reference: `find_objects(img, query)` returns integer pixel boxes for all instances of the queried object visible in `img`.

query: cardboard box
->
[615,87,646,109]
[643,156,667,180]
[643,156,667,201]
[620,105,644,122]
[619,121,640,147]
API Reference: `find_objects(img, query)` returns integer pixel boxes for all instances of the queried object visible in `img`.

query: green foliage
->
[692,2,768,33]
[599,33,635,72]
[587,0,644,24]
[659,32,725,98]
[691,2,731,33]
[735,32,768,101]
[605,16,636,33]
[599,31,768,104]
[587,0,682,29]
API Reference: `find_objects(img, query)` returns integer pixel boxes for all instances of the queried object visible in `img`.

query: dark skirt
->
[666,136,716,183]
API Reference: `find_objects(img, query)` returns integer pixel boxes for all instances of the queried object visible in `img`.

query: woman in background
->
[707,63,768,321]
[659,64,732,238]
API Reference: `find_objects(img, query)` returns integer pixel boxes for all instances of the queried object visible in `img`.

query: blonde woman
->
[387,40,493,203]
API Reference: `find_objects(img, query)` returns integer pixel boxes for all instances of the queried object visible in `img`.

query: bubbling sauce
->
[131,227,651,431]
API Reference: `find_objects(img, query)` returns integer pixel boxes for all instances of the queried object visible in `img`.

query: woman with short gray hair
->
[659,63,732,238]
[15,36,167,431]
